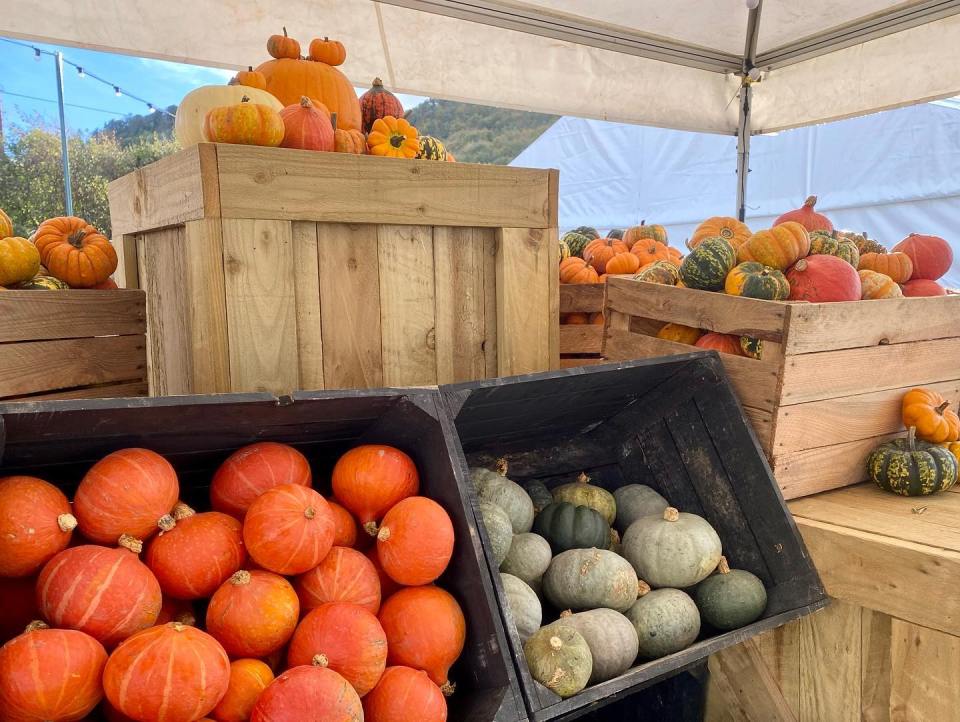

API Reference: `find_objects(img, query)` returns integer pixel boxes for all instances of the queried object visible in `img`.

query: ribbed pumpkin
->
[212,659,275,722]
[635,260,681,285]
[33,216,118,287]
[145,510,245,600]
[0,207,12,237]
[364,666,447,722]
[737,222,810,271]
[379,586,465,694]
[38,544,162,647]
[332,445,420,537]
[679,237,737,291]
[233,66,268,90]
[561,231,592,258]
[551,472,616,525]
[0,623,107,721]
[417,136,448,161]
[893,233,953,280]
[211,442,312,520]
[631,239,673,267]
[251,665,363,722]
[808,230,860,268]
[244,483,334,575]
[724,262,790,300]
[206,570,299,657]
[279,96,335,151]
[867,427,958,496]
[902,278,947,297]
[584,238,629,274]
[295,546,381,614]
[695,332,745,356]
[858,251,913,283]
[74,447,179,545]
[203,96,285,147]
[787,255,862,303]
[103,623,231,722]
[368,116,420,158]
[0,576,38,643]
[0,475,76,577]
[559,256,600,284]
[332,112,368,154]
[858,269,902,300]
[328,501,359,548]
[377,496,454,586]
[605,250,641,275]
[657,323,703,345]
[902,388,960,443]
[688,216,751,251]
[0,236,40,286]
[774,196,833,232]
[360,78,405,134]
[288,602,388,697]
[266,27,300,59]
[624,222,668,246]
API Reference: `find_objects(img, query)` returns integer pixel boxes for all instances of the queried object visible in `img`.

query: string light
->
[76,66,85,78]
[114,86,122,97]
[34,47,41,61]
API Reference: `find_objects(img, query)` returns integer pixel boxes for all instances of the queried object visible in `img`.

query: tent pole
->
[737,0,763,221]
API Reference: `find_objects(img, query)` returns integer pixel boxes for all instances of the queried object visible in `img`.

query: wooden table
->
[706,482,960,721]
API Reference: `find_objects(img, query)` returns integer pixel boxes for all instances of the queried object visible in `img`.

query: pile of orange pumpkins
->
[176,30,454,162]
[0,442,462,722]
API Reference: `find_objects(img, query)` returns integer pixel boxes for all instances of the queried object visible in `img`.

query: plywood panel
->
[705,639,798,722]
[183,219,231,393]
[889,619,960,721]
[773,434,901,499]
[0,290,145,343]
[291,221,324,391]
[799,601,861,722]
[861,608,892,722]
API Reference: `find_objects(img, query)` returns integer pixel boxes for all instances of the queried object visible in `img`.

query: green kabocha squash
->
[523,625,592,699]
[473,462,535,533]
[694,556,767,631]
[555,608,639,685]
[808,230,860,268]
[543,548,639,612]
[613,484,669,534]
[572,226,600,241]
[559,237,571,263]
[608,228,625,240]
[523,480,554,515]
[533,501,609,553]
[622,507,722,588]
[501,573,542,642]
[479,501,514,566]
[500,532,552,594]
[416,135,448,161]
[739,336,762,359]
[723,262,790,300]
[626,587,700,659]
[867,427,958,496]
[562,231,593,258]
[634,260,681,286]
[679,236,736,291]
[11,275,70,290]
[551,472,616,526]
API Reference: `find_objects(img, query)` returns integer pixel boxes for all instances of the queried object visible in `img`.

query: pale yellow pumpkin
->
[175,85,283,148]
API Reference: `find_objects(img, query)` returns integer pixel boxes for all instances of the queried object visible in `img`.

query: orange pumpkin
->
[902,388,960,443]
[92,277,119,289]
[559,257,600,284]
[280,96,335,151]
[308,37,347,65]
[251,665,362,722]
[623,222,668,246]
[604,250,641,275]
[104,623,231,722]
[212,659,275,722]
[688,216,751,251]
[364,666,448,722]
[379,586,465,694]
[366,546,402,601]
[332,112,367,154]
[858,269,902,300]
[657,323,703,345]
[74,447,179,545]
[206,570,300,657]
[0,475,76,577]
[737,222,810,271]
[0,576,39,643]
[902,278,947,297]
[38,544,162,647]
[377,497,454,586]
[329,500,359,548]
[267,27,301,60]
[0,207,12,237]
[858,251,913,283]
[203,96,285,147]
[211,442,312,520]
[631,239,673,267]
[295,546,381,614]
[0,623,107,721]
[145,510,245,600]
[583,238,629,274]
[33,216,118,288]
[774,196,833,232]
[332,445,420,537]
[368,116,420,159]
[589,312,604,325]
[892,233,953,281]
[562,312,590,325]
[233,66,268,90]
[694,332,745,356]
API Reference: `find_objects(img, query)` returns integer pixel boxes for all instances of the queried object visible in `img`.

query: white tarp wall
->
[512,102,960,288]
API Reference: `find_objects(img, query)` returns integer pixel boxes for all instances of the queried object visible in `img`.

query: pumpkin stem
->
[157,514,176,533]
[282,26,288,37]
[376,526,391,542]
[300,96,312,108]
[67,228,88,248]
[312,653,329,668]
[907,425,917,453]
[559,609,573,618]
[248,65,254,72]
[793,258,808,272]
[57,512,77,532]
[230,570,252,586]
[609,528,621,545]
[717,556,731,574]
[172,501,195,520]
[577,471,589,484]
[548,636,563,651]
[25,620,49,633]
[936,401,951,416]
[118,534,143,554]
[440,681,456,697]
[372,77,384,88]
[363,520,379,537]
[663,507,680,522]
[637,580,651,597]
[803,195,818,208]
[172,623,187,632]
[495,457,509,476]
[331,112,338,132]
[173,610,196,627]
[304,506,316,520]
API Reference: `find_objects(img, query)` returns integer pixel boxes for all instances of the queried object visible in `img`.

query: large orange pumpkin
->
[377,497,454,586]
[244,483,335,575]
[33,216,118,287]
[328,501,359,548]
[0,623,107,721]
[583,238,629,274]
[631,239,674,267]
[74,448,179,545]
[206,570,299,658]
[212,658,275,722]
[737,222,810,271]
[787,256,862,303]
[146,510,246,600]
[211,441,312,520]
[902,278,947,297]
[251,665,363,722]
[0,576,39,643]
[559,256,600,284]
[332,445,420,537]
[892,233,954,281]
[288,602,388,697]
[379,586,465,694]
[0,475,76,577]
[103,623,231,722]
[364,666,448,722]
[280,96,335,151]
[858,251,913,283]
[774,196,833,232]
[687,217,751,251]
[38,544,162,647]
[295,546,381,614]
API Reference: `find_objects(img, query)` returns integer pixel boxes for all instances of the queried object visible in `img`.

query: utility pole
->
[53,51,74,215]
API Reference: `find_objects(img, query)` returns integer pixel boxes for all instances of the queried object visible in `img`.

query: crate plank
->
[548,229,560,370]
[183,220,231,394]
[756,622,802,718]
[482,232,499,380]
[8,381,149,401]
[434,227,491,384]
[860,608,892,722]
[0,290,145,343]
[378,225,437,387]
[743,405,774,452]
[559,324,603,354]
[291,222,324,391]
[317,223,384,389]
[772,434,900,499]
[888,619,960,720]
[214,144,553,228]
[799,601,861,722]
[221,219,299,394]
[497,228,553,376]
[705,639,797,722]
[113,234,138,290]
[560,283,605,314]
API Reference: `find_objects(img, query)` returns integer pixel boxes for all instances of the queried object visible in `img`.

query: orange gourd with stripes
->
[0,475,76,577]
[206,569,299,658]
[211,442,313,520]
[295,546,382,614]
[332,445,420,537]
[364,666,448,722]
[243,483,334,575]
[211,658,275,722]
[328,501,359,547]
[376,497,454,586]
[251,665,362,722]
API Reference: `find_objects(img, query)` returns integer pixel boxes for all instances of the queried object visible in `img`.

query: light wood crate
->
[559,282,605,368]
[602,276,960,499]
[107,144,559,395]
[0,290,147,401]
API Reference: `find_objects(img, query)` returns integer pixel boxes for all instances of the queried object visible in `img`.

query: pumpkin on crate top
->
[251,665,363,722]
[623,221,668,246]
[417,136,449,161]
[892,233,954,280]
[308,37,347,65]
[787,254,862,302]
[332,444,419,538]
[695,556,767,631]
[841,230,886,256]
[231,65,268,90]
[368,116,420,159]
[636,260,681,285]
[680,236,737,290]
[175,85,283,148]
[858,250,913,283]
[584,237,630,274]
[808,230,860,268]
[858,269,902,300]
[561,230,594,258]
[688,216,751,251]
[560,256,599,284]
[0,207,13,237]
[34,216,118,288]
[867,427,958,496]
[523,625,592,699]
[902,278,947,297]
[605,250,641,275]
[774,195,833,232]
[724,261,790,300]
[360,78,404,134]
[621,506,722,588]
[630,239,675,268]
[203,96,285,147]
[0,236,40,287]
[332,112,367,154]
[279,96,334,151]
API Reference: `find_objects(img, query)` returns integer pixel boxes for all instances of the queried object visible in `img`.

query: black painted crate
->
[440,353,827,722]
[0,390,524,722]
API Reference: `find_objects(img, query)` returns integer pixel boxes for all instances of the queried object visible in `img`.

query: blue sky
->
[0,35,424,134]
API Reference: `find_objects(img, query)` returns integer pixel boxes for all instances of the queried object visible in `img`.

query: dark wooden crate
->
[440,354,827,721]
[0,390,524,722]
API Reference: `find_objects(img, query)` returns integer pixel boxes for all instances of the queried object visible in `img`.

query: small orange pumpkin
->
[695,332,745,356]
[251,665,362,721]
[364,666,448,722]
[858,269,902,300]
[583,238,630,274]
[232,66,267,90]
[203,96,285,147]
[604,250,641,275]
[368,116,419,159]
[33,216,118,288]
[559,257,600,284]
[212,659,275,722]
[858,251,913,283]
[631,239,673,267]
[562,312,590,325]
[267,27,301,60]
[0,476,76,577]
[377,497,454,586]
[688,216,751,251]
[332,112,367,154]
[279,96,335,151]
[737,222,810,271]
[243,483,335,575]
[295,546,381,614]
[206,570,300,657]
[211,441,312,520]
[332,445,420,537]
[902,388,960,443]
[309,37,347,66]
[657,323,703,345]
[328,500,359,547]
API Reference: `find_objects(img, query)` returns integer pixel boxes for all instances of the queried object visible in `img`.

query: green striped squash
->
[634,260,680,286]
[867,428,958,496]
[724,262,790,300]
[679,236,736,291]
[416,135,448,160]
[571,226,600,240]
[562,231,593,258]
[739,336,762,359]
[809,231,860,268]
[11,275,70,290]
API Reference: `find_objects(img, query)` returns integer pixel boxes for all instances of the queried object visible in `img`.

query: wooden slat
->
[799,601,861,722]
[756,622,802,718]
[772,434,900,499]
[559,283,605,314]
[548,229,560,370]
[291,221,324,391]
[317,223,383,389]
[605,277,788,341]
[5,380,149,402]
[785,295,960,355]
[705,639,798,721]
[112,235,138,289]
[433,227,491,384]
[496,228,553,376]
[889,618,960,720]
[482,231,499,379]
[215,145,553,228]
[780,337,960,405]
[861,608,892,722]
[182,220,231,393]
[378,225,437,387]
[743,405,774,453]
[221,219,298,395]
[0,336,146,398]
[0,290,145,343]
[559,324,603,354]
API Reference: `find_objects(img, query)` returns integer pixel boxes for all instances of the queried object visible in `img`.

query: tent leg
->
[736,82,752,222]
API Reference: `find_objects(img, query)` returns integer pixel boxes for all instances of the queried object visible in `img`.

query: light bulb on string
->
[76,66,85,78]
[114,86,122,97]
[34,48,41,61]
[147,103,156,114]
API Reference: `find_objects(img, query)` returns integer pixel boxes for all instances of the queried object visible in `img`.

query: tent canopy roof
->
[4,0,960,134]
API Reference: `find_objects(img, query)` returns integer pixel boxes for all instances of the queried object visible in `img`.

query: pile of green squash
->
[470,464,768,700]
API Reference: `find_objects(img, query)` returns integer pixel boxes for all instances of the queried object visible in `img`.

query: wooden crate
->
[602,277,960,499]
[107,143,559,396]
[0,290,147,401]
[558,283,605,368]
